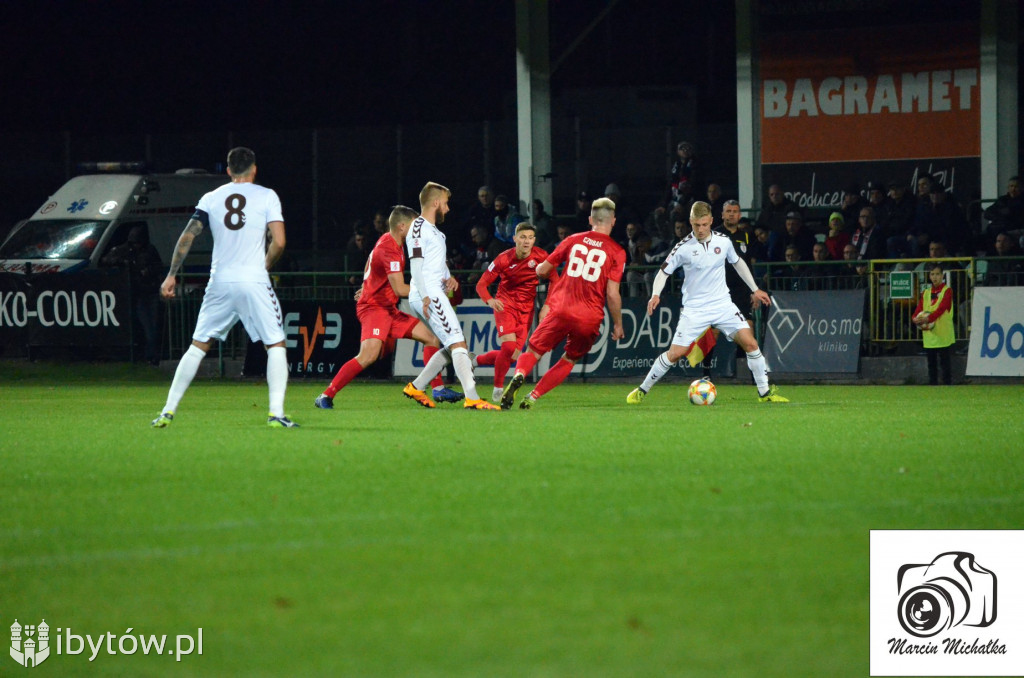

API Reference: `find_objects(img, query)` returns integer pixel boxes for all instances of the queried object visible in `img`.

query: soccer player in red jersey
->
[499,197,626,410]
[314,205,443,409]
[474,222,558,401]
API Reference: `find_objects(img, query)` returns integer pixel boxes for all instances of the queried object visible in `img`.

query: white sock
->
[451,347,479,401]
[266,346,288,417]
[640,352,676,393]
[413,348,449,391]
[746,350,770,395]
[163,344,206,413]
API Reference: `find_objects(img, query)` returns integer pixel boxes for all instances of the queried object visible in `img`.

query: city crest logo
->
[11,619,50,668]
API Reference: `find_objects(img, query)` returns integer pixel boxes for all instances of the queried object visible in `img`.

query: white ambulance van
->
[0,164,226,274]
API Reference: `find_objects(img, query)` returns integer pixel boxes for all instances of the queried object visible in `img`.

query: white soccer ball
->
[688,379,717,406]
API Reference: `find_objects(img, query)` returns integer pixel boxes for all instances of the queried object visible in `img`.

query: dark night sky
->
[0,1,735,135]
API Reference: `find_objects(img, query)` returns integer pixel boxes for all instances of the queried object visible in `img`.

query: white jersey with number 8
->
[197,182,284,284]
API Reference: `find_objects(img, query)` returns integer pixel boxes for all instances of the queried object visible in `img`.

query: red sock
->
[423,345,445,388]
[475,350,499,366]
[492,342,517,388]
[514,351,539,377]
[324,358,364,397]
[531,357,574,399]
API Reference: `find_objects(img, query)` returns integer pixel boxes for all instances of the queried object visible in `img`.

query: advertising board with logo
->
[966,288,1024,377]
[763,290,865,373]
[283,300,391,379]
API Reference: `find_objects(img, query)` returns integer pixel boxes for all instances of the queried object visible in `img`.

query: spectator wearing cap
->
[665,141,700,210]
[825,211,851,261]
[867,179,892,227]
[768,210,816,262]
[755,183,800,235]
[840,181,868,227]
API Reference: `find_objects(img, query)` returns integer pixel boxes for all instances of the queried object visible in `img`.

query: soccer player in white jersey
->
[402,182,500,410]
[151,147,298,428]
[626,201,789,404]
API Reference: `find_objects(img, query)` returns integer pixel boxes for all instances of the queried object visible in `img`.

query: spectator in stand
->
[755,184,799,235]
[769,211,815,262]
[553,222,573,248]
[867,180,892,229]
[529,198,555,248]
[492,194,524,245]
[665,141,700,211]
[885,180,919,258]
[921,183,970,255]
[344,222,373,284]
[460,185,497,244]
[604,183,638,241]
[982,175,1024,238]
[574,191,592,233]
[912,264,955,385]
[706,183,725,228]
[749,225,772,264]
[838,243,868,290]
[851,206,888,261]
[825,211,850,261]
[840,181,868,227]
[622,220,651,298]
[916,174,934,201]
[769,245,807,292]
[371,209,389,236]
[463,225,505,281]
[985,232,1024,286]
[805,242,836,291]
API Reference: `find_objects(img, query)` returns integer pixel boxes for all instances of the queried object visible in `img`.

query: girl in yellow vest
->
[912,264,954,385]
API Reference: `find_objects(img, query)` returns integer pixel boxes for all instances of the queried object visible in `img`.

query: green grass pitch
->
[2,362,1022,677]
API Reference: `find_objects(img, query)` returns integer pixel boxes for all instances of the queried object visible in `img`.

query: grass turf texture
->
[2,362,1022,677]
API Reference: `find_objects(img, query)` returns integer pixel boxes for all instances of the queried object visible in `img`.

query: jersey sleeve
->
[266,189,284,223]
[381,238,404,274]
[546,239,570,267]
[661,243,684,275]
[725,237,739,265]
[476,258,501,301]
[607,244,626,283]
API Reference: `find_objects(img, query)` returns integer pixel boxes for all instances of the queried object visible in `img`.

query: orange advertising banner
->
[760,23,979,164]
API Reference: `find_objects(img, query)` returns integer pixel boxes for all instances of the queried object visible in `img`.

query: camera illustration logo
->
[896,551,996,638]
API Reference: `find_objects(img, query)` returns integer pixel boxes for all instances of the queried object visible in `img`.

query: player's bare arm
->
[387,272,410,298]
[265,221,286,271]
[161,218,204,299]
[606,279,625,340]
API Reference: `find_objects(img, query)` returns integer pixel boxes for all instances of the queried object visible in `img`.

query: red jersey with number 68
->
[358,232,405,310]
[544,231,625,324]
[476,246,550,314]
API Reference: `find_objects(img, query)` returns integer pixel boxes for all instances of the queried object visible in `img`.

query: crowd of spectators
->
[328,143,1023,300]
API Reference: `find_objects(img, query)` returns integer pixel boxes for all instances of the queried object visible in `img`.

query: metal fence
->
[161,257,1023,363]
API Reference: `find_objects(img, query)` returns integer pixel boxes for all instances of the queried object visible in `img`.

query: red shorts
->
[527,311,601,360]
[494,305,534,350]
[357,305,420,343]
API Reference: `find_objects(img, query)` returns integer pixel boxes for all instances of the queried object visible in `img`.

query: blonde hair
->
[690,201,712,220]
[388,205,418,231]
[591,197,616,223]
[514,222,536,236]
[418,182,451,210]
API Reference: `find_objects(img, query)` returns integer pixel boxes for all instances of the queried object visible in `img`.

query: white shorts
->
[408,288,465,348]
[193,281,285,345]
[672,299,749,348]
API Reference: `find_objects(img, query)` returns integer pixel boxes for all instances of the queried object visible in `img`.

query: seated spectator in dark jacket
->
[986,232,1024,286]
[749,225,772,264]
[756,184,799,235]
[492,194,524,244]
[919,183,970,255]
[885,181,919,257]
[805,242,838,290]
[459,185,497,244]
[769,246,808,292]
[850,206,888,261]
[982,175,1024,237]
[840,182,868,227]
[768,211,816,262]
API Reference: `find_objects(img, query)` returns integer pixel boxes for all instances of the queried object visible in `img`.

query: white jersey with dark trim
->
[197,182,283,284]
[406,215,449,299]
[661,231,738,308]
